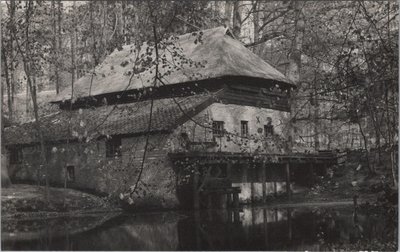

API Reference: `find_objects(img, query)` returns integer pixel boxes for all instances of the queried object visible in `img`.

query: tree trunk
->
[57,0,62,81]
[71,2,76,85]
[313,70,320,151]
[232,1,242,39]
[1,49,11,188]
[356,116,373,174]
[14,0,49,200]
[2,46,13,123]
[121,1,127,44]
[51,0,60,94]
[224,1,233,28]
[287,1,305,152]
[9,0,16,120]
[287,1,304,84]
[385,78,397,186]
[90,2,98,67]
[252,1,260,54]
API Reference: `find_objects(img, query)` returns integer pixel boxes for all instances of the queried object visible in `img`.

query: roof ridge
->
[52,25,292,102]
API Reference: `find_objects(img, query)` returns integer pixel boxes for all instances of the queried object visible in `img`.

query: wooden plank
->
[285,162,291,199]
[226,162,232,207]
[247,163,254,204]
[233,192,239,208]
[221,96,290,111]
[226,162,232,180]
[263,208,268,247]
[193,167,200,210]
[219,91,290,112]
[169,152,338,167]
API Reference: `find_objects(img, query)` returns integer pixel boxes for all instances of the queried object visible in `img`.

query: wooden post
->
[193,167,200,210]
[227,163,232,207]
[233,192,239,208]
[227,162,232,179]
[285,162,291,199]
[273,182,277,197]
[243,162,249,202]
[287,208,292,241]
[263,208,268,248]
[227,209,233,223]
[250,163,255,204]
[233,208,240,223]
[261,161,267,203]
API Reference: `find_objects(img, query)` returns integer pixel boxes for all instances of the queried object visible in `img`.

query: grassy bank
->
[2,184,119,219]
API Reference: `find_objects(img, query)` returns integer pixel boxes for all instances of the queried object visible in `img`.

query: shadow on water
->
[2,205,397,251]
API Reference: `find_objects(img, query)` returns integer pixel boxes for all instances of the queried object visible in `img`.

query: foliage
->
[1,1,398,210]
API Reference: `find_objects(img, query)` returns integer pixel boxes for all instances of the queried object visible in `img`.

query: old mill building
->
[4,27,337,209]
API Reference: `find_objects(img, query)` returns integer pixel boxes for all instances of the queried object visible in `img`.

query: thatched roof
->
[4,94,214,146]
[53,26,293,102]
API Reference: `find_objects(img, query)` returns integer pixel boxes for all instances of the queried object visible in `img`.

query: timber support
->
[193,167,200,210]
[261,161,267,203]
[285,162,291,199]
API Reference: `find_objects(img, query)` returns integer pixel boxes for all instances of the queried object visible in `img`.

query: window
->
[9,148,22,164]
[212,121,225,137]
[106,136,122,157]
[67,166,75,181]
[265,118,274,137]
[241,121,249,137]
[265,125,274,137]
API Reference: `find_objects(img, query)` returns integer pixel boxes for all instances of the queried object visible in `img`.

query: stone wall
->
[170,102,291,154]
[9,133,179,209]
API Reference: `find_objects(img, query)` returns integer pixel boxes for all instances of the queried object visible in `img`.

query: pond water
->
[2,205,397,251]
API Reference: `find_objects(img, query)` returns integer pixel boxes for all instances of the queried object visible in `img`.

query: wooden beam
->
[261,161,267,203]
[226,162,232,180]
[285,162,291,199]
[227,163,232,207]
[233,208,240,222]
[233,192,239,208]
[242,162,249,203]
[169,152,338,166]
[193,167,200,210]
[250,163,255,204]
[263,208,268,247]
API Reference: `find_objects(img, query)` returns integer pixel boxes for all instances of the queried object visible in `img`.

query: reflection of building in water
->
[2,207,395,251]
[178,207,395,251]
[241,208,287,226]
[234,182,286,202]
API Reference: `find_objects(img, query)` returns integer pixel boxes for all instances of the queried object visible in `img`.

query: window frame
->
[264,124,274,137]
[105,136,122,158]
[240,120,249,137]
[212,121,225,137]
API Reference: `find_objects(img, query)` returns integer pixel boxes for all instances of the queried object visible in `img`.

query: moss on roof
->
[53,26,293,102]
[5,94,214,146]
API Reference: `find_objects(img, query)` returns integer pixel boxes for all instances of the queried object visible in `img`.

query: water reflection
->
[2,206,396,251]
